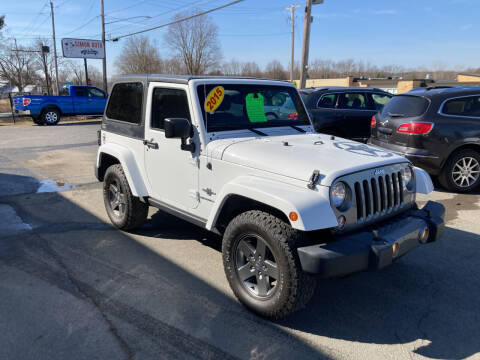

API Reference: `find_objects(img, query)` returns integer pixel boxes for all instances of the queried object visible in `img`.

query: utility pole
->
[299,0,312,89]
[50,1,60,95]
[286,4,300,82]
[101,0,107,92]
[299,0,323,88]
[13,39,23,92]
[41,45,51,95]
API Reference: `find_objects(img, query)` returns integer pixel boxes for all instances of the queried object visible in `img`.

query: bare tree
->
[162,57,185,74]
[115,36,163,74]
[241,61,262,77]
[222,59,242,76]
[0,38,39,91]
[264,60,288,80]
[165,10,221,75]
[63,60,103,88]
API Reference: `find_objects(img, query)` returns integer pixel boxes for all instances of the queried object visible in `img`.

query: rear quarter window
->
[442,95,480,117]
[382,95,429,117]
[106,82,143,124]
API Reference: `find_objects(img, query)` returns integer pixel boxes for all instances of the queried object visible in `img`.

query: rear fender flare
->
[97,143,148,197]
[206,176,338,231]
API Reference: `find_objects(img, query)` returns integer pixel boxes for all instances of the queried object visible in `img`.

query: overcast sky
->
[2,0,479,75]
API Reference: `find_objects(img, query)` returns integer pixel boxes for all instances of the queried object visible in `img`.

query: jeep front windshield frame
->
[196,84,310,133]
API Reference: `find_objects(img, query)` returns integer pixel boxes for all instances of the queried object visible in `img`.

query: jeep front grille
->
[354,171,404,222]
[331,163,415,232]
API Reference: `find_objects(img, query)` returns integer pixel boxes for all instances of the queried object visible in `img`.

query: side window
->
[338,93,367,109]
[105,82,143,124]
[59,87,69,96]
[89,88,105,98]
[372,93,392,111]
[75,87,88,97]
[151,88,190,130]
[317,94,336,108]
[442,96,480,117]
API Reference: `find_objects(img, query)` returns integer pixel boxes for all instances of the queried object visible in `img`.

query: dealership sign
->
[61,38,105,59]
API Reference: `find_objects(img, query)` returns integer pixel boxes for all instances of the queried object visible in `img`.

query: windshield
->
[381,95,429,117]
[196,84,310,132]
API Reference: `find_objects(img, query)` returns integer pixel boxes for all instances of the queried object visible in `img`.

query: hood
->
[207,133,408,186]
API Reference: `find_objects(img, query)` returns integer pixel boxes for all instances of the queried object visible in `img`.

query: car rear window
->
[106,82,143,124]
[381,95,429,117]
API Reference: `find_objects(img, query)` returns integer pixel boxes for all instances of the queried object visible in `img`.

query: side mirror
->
[164,118,191,139]
[164,118,195,153]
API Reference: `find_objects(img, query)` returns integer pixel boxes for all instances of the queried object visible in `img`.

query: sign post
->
[83,58,89,86]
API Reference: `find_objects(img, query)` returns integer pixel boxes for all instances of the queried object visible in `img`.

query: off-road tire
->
[41,107,60,125]
[222,210,316,319]
[439,149,480,192]
[103,164,149,230]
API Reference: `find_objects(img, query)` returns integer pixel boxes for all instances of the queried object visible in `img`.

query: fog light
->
[419,228,429,243]
[337,215,346,229]
[392,243,400,258]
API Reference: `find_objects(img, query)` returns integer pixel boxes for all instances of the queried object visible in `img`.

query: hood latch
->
[307,170,321,190]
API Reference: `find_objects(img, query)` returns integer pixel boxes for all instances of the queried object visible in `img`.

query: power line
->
[110,0,244,41]
[103,0,213,37]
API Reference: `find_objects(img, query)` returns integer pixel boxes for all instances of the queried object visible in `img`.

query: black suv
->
[301,87,392,142]
[370,86,480,192]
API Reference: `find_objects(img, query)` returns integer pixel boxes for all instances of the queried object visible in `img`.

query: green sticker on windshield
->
[245,93,267,123]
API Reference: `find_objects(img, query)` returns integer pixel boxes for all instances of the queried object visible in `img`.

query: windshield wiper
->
[290,125,306,133]
[387,112,405,117]
[248,128,267,136]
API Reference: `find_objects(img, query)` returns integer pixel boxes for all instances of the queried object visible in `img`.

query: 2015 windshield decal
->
[204,86,225,113]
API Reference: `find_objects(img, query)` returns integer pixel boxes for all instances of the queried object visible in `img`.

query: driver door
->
[144,83,199,210]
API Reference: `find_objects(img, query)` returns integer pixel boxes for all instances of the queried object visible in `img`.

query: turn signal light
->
[289,212,298,221]
[397,122,433,134]
[370,116,376,128]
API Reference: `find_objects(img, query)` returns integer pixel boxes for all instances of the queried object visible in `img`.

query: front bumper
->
[297,201,445,277]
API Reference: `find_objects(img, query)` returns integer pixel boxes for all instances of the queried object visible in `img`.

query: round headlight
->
[331,182,347,208]
[403,166,413,189]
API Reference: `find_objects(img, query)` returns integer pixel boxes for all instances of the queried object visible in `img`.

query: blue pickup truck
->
[13,85,107,125]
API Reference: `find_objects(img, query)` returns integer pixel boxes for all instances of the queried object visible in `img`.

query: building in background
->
[297,73,480,93]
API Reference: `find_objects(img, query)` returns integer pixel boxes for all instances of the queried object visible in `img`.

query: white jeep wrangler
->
[95,75,445,318]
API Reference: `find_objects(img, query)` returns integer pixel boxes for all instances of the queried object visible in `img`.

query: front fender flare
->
[414,166,434,194]
[206,176,338,232]
[97,143,148,197]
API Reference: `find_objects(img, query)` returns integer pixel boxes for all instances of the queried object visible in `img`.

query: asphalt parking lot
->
[0,122,479,360]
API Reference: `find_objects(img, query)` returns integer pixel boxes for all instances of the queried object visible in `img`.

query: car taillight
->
[397,122,433,134]
[97,130,102,146]
[23,98,31,106]
[288,112,298,120]
[370,116,376,128]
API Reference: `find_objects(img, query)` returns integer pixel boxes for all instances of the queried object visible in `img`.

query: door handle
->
[88,99,92,102]
[143,139,158,149]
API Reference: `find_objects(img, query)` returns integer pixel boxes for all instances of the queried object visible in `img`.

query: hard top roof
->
[406,86,480,98]
[115,74,291,85]
[299,86,390,94]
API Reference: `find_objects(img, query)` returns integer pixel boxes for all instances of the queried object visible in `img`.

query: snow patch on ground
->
[36,179,75,193]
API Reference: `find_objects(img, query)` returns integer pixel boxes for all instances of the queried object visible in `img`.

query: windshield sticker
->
[204,86,225,113]
[246,93,267,123]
